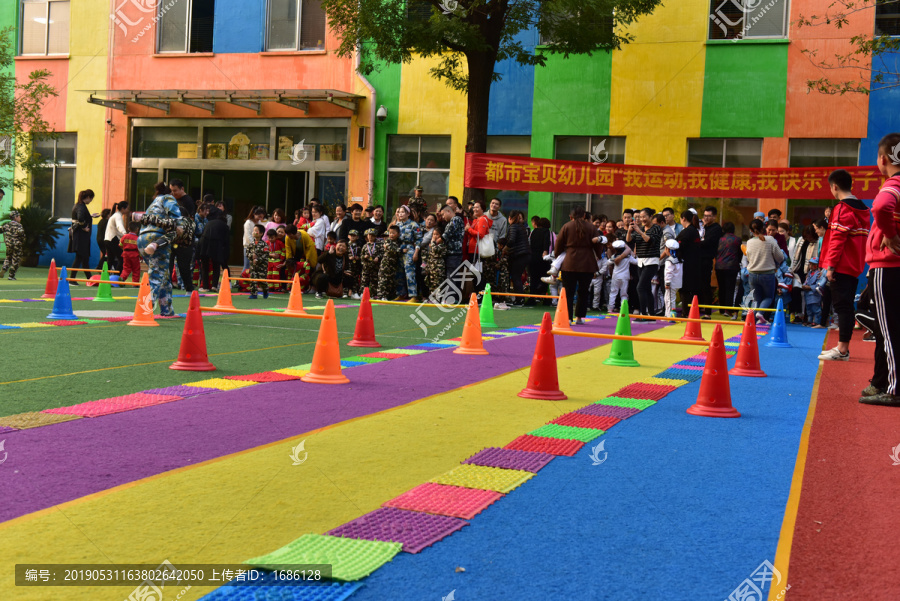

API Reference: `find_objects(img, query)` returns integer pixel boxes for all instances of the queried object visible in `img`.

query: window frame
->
[875,0,900,37]
[386,135,452,211]
[31,133,77,220]
[551,135,625,229]
[156,0,215,54]
[707,0,790,41]
[686,138,764,169]
[20,0,69,56]
[787,138,860,168]
[265,0,327,52]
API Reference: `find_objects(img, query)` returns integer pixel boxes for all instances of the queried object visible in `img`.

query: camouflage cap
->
[8,210,19,218]
[364,228,377,237]
[348,229,360,237]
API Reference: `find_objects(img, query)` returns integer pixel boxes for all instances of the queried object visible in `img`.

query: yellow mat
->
[0,324,724,601]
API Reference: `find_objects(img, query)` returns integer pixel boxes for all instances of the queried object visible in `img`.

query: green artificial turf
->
[0,267,557,417]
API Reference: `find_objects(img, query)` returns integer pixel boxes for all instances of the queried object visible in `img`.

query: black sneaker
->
[7,275,16,281]
[855,311,876,336]
[859,392,900,407]
[861,384,883,397]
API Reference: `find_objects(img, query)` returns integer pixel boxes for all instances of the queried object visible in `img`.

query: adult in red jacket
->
[860,133,900,407]
[817,169,871,361]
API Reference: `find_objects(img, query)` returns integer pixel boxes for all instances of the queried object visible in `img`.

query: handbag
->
[477,232,496,258]
[326,281,343,298]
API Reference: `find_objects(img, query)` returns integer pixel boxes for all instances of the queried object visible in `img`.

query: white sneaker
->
[540,275,555,285]
[350,293,361,300]
[494,302,510,310]
[818,347,849,361]
[543,254,554,262]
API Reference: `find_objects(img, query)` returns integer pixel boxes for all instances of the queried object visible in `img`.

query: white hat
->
[665,239,680,250]
[688,207,698,215]
[612,240,626,249]
[599,235,608,244]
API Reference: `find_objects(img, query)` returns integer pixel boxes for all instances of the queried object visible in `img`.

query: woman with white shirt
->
[329,204,347,238]
[243,206,266,271]
[307,204,330,253]
[104,201,129,272]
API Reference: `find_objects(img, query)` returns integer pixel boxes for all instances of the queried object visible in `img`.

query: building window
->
[539,9,613,46]
[158,0,215,53]
[267,0,327,51]
[876,1,900,36]
[708,0,789,41]
[788,138,859,227]
[387,136,451,212]
[483,137,532,215]
[406,0,432,22]
[687,138,762,237]
[552,136,625,229]
[20,0,70,56]
[31,133,77,220]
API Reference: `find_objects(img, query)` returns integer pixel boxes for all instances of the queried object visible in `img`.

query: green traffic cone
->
[93,262,115,302]
[603,299,640,367]
[480,283,498,328]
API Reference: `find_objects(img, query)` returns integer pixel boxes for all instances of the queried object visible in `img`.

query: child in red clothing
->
[265,229,285,291]
[119,222,142,282]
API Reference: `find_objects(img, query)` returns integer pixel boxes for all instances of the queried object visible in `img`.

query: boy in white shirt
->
[608,240,636,313]
[662,239,683,319]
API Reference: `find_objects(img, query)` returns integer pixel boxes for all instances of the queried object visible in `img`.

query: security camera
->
[106,119,113,125]
[376,105,387,122]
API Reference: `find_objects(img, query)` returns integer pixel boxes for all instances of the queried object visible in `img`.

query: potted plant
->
[11,203,60,266]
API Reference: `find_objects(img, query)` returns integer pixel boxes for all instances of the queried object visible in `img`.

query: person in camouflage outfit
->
[424,223,447,296]
[245,224,269,299]
[138,183,186,317]
[0,210,24,280]
[378,225,402,300]
[346,229,362,298]
[360,228,381,296]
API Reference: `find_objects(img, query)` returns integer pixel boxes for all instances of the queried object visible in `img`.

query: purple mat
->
[461,447,554,473]
[574,404,642,419]
[143,385,221,397]
[326,507,468,554]
[0,426,17,434]
[0,318,665,522]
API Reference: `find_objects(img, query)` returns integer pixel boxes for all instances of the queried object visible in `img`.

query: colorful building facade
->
[6,0,900,263]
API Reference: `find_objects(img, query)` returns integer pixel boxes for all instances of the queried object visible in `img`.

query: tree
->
[0,26,60,194]
[796,0,900,95]
[322,0,663,204]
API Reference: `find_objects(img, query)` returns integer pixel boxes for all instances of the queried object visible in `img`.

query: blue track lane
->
[350,326,827,601]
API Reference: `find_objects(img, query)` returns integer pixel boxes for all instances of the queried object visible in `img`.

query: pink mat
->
[42,393,183,417]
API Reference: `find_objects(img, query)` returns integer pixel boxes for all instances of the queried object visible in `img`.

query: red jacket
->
[866,175,900,269]
[819,196,870,277]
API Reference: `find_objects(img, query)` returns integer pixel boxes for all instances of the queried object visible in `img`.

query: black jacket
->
[506,223,530,259]
[529,227,552,262]
[200,217,230,265]
[701,222,723,261]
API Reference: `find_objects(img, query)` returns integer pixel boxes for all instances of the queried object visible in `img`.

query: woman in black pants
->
[68,189,96,282]
[627,207,662,316]
[313,241,355,298]
[527,217,552,304]
[554,206,605,325]
[505,210,531,303]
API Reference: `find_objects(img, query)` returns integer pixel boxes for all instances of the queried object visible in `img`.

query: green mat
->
[244,533,402,581]
[527,423,606,443]
[593,396,657,411]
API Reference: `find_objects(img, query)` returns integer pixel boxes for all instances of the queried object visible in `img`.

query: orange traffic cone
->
[284,273,307,316]
[348,287,380,347]
[729,311,767,377]
[454,293,489,355]
[213,271,235,310]
[301,299,350,384]
[686,325,740,418]
[681,295,704,341]
[552,287,572,331]
[42,259,59,298]
[170,291,216,371]
[128,273,159,327]
[519,312,567,400]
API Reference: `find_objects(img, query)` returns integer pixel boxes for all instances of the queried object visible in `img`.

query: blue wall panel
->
[859,51,900,167]
[213,0,265,54]
[39,224,102,269]
[487,29,537,136]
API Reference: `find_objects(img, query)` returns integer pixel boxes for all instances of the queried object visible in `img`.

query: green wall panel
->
[530,50,613,218]
[1,2,18,217]
[367,61,400,206]
[700,42,788,138]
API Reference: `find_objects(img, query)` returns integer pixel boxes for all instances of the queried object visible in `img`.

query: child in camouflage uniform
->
[424,223,446,296]
[377,225,402,300]
[360,228,381,296]
[246,224,269,299]
[347,229,362,298]
[138,188,187,317]
[0,210,25,280]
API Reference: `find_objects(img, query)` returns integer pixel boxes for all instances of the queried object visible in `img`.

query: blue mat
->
[199,577,362,600]
[344,324,824,601]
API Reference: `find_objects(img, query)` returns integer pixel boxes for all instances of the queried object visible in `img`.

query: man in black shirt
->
[339,203,368,242]
[700,205,723,318]
[677,210,702,317]
[169,178,196,292]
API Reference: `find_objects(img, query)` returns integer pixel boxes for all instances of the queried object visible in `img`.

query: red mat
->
[358,352,409,359]
[612,383,676,401]
[786,331,900,599]
[504,434,585,457]
[42,393,183,417]
[549,413,621,431]
[383,482,503,520]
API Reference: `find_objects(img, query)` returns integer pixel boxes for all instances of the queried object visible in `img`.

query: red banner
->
[464,153,885,199]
